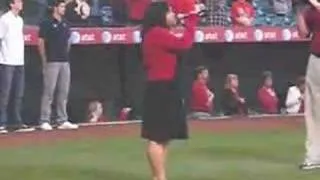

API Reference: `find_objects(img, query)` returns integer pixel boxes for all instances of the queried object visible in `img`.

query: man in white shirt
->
[0,0,35,133]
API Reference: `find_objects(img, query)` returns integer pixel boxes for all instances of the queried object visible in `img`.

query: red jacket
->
[191,80,212,112]
[125,0,151,21]
[257,87,279,114]
[142,16,198,81]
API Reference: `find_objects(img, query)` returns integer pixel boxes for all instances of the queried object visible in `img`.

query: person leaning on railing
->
[230,0,255,26]
[65,0,90,26]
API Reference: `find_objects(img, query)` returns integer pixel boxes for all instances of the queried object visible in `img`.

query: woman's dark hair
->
[6,0,14,9]
[141,2,169,39]
[194,66,208,79]
[51,0,66,7]
[296,76,305,87]
[46,0,65,16]
[261,71,273,84]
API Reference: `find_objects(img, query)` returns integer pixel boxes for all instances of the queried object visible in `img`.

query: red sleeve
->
[156,15,197,51]
[231,3,239,19]
[305,8,314,31]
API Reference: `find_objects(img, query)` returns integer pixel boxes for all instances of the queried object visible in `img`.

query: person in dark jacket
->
[221,74,248,116]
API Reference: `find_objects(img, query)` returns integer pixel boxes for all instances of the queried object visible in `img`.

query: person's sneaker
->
[14,124,35,133]
[39,122,53,131]
[299,163,320,170]
[57,121,78,130]
[0,126,8,134]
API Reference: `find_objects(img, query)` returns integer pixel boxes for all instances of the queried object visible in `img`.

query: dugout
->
[23,41,309,124]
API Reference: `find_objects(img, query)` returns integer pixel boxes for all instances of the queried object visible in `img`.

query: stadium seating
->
[226,0,296,27]
[8,0,297,27]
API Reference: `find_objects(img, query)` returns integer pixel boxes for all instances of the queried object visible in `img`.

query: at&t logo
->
[70,31,81,44]
[102,31,112,43]
[254,29,264,41]
[224,29,234,42]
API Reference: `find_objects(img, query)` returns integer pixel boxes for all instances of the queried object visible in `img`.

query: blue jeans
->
[0,65,25,127]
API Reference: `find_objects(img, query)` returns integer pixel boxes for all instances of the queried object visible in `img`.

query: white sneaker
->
[40,122,53,131]
[0,126,8,134]
[57,121,78,130]
[300,163,320,170]
[15,124,36,133]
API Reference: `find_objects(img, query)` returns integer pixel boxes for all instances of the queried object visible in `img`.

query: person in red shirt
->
[230,0,255,26]
[190,66,214,118]
[297,0,320,170]
[125,0,151,24]
[141,2,199,180]
[257,71,279,114]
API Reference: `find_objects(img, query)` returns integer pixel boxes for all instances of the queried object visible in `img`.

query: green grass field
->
[1,129,320,180]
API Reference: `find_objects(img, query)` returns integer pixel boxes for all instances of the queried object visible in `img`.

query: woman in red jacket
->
[190,66,214,117]
[257,71,279,114]
[141,1,198,180]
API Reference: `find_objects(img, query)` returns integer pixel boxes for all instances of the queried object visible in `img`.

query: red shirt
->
[257,86,279,114]
[125,0,151,21]
[191,80,212,112]
[230,1,254,26]
[305,7,320,54]
[142,16,197,81]
[167,0,196,14]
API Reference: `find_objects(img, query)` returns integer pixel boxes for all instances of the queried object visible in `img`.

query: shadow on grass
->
[189,146,300,164]
[0,166,147,180]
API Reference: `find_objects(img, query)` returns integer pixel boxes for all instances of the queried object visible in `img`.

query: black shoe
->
[299,163,320,170]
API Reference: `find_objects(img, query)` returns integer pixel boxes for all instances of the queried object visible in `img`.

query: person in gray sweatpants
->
[38,0,78,131]
[297,1,320,170]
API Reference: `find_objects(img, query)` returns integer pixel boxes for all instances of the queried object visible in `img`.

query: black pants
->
[0,65,24,127]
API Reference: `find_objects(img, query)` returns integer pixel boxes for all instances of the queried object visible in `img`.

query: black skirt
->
[141,81,188,142]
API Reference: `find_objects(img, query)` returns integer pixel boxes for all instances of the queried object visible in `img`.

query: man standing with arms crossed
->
[0,0,35,133]
[38,0,78,130]
[297,0,320,170]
